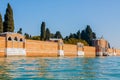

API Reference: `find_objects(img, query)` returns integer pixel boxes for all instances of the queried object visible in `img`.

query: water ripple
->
[0,56,120,79]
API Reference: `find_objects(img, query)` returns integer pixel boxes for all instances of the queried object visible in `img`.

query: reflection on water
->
[0,56,120,79]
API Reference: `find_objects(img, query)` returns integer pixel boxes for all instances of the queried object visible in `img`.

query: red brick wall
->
[19,42,24,48]
[26,40,58,57]
[78,47,83,51]
[3,33,120,57]
[63,44,77,56]
[116,49,120,56]
[99,39,108,48]
[26,40,96,57]
[107,49,114,53]
[84,46,96,57]
[7,41,12,48]
[6,33,25,48]
[0,37,6,57]
[7,41,24,48]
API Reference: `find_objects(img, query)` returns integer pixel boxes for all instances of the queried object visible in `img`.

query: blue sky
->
[0,0,120,48]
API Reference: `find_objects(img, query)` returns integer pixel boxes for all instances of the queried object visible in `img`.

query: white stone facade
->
[6,48,26,56]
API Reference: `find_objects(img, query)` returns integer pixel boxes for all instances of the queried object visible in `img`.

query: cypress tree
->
[69,33,74,39]
[17,28,22,34]
[85,25,95,46]
[92,32,96,39]
[3,3,14,32]
[108,43,111,48]
[45,28,51,40]
[0,14,3,33]
[64,36,69,41]
[24,33,30,39]
[76,30,81,39]
[55,31,63,39]
[40,22,46,40]
[81,30,86,40]
[73,33,77,39]
[50,33,55,38]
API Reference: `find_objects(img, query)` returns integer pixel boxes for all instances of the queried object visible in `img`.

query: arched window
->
[20,38,23,42]
[8,37,12,41]
[14,37,18,41]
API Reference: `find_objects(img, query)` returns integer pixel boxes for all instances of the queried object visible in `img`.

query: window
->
[20,38,23,42]
[14,37,18,41]
[8,37,12,41]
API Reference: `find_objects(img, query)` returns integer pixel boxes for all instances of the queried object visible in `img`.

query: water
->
[0,56,120,80]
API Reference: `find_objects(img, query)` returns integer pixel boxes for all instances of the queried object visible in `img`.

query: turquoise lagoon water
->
[0,56,120,80]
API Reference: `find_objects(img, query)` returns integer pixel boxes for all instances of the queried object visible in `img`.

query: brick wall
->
[77,47,83,51]
[83,46,96,57]
[1,33,120,57]
[98,39,108,48]
[26,40,58,57]
[6,40,24,48]
[107,48,114,53]
[0,37,6,57]
[116,49,120,56]
[63,44,77,56]
[24,39,97,57]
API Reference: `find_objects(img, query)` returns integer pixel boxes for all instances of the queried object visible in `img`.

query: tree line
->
[0,3,14,33]
[40,22,63,41]
[40,22,96,46]
[0,3,97,46]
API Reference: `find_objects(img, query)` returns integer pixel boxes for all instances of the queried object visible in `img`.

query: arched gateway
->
[0,32,26,56]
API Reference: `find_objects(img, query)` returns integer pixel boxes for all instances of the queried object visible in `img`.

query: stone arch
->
[14,37,18,41]
[8,37,12,41]
[20,38,23,42]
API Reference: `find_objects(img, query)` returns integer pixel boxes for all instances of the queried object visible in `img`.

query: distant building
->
[92,36,109,56]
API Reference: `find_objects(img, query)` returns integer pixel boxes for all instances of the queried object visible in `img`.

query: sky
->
[0,0,120,48]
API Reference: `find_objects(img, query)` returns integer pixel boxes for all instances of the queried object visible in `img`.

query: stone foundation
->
[77,51,84,56]
[58,50,64,56]
[6,48,26,56]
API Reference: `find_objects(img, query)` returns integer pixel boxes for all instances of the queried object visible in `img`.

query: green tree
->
[24,33,30,39]
[50,33,55,38]
[17,28,22,34]
[45,28,51,40]
[40,22,46,40]
[81,30,86,40]
[85,25,96,46]
[108,42,111,48]
[0,14,3,33]
[64,36,69,41]
[31,36,40,40]
[68,30,81,39]
[64,38,88,46]
[69,33,74,38]
[92,32,96,39]
[85,25,93,45]
[76,30,81,39]
[73,33,77,38]
[80,25,97,46]
[29,35,32,39]
[55,31,63,39]
[3,3,14,32]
